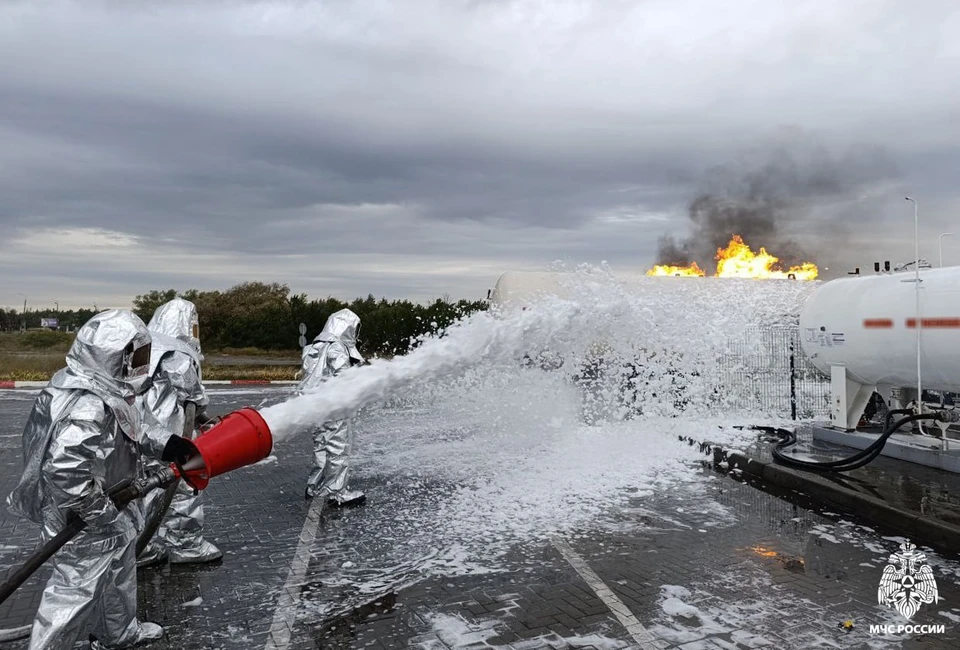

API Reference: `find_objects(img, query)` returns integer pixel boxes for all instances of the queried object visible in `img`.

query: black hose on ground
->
[770,413,940,472]
[771,425,889,468]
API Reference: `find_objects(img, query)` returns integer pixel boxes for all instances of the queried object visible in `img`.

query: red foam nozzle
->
[171,407,273,490]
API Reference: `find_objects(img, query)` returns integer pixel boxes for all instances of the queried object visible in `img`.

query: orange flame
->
[646,235,818,280]
[646,261,706,277]
[749,545,780,558]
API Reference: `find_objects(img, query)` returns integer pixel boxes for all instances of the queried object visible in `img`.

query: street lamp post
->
[939,233,954,268]
[905,197,924,423]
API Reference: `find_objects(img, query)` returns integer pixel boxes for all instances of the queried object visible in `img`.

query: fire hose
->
[0,407,273,638]
[135,402,198,558]
[0,468,179,610]
[770,411,948,472]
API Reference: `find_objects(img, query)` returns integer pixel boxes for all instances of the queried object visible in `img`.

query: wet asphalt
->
[2,388,960,649]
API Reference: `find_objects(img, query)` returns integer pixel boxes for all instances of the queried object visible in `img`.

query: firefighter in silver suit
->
[298,309,366,506]
[137,297,222,566]
[6,310,164,649]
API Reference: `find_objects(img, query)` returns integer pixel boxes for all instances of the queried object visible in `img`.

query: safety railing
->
[719,325,831,420]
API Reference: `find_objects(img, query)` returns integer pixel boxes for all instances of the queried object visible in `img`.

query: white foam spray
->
[260,270,817,443]
[260,295,582,441]
[266,269,827,621]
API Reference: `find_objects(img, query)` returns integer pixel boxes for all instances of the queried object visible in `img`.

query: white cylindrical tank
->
[799,267,960,393]
[487,271,576,311]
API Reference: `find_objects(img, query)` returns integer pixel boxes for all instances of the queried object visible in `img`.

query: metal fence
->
[719,325,831,420]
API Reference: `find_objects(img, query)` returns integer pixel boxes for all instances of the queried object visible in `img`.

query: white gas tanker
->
[798,266,960,430]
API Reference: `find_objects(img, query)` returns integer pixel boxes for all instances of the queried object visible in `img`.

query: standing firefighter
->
[137,298,222,566]
[299,308,366,506]
[5,310,164,649]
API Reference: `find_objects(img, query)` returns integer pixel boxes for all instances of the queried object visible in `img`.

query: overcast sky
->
[1,0,959,310]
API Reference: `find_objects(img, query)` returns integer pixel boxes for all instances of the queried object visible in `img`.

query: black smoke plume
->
[657,140,897,274]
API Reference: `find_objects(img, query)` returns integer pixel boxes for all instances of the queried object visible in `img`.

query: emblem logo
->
[878,541,939,619]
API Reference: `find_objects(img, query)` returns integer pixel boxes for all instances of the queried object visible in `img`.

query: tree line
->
[4,283,489,355]
[0,307,99,333]
[132,282,488,355]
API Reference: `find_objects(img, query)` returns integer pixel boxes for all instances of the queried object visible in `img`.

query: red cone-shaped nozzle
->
[177,407,273,490]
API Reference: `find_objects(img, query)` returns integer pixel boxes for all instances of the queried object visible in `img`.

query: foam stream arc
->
[259,272,818,443]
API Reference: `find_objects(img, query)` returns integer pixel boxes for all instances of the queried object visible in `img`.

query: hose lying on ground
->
[769,413,941,472]
[0,624,31,642]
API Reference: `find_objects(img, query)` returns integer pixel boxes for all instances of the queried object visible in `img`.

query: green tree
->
[132,289,178,322]
[127,282,489,354]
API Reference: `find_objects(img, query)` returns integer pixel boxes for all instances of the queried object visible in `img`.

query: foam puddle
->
[414,611,633,649]
[650,570,911,650]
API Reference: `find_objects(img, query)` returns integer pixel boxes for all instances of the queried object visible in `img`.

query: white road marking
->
[552,538,666,650]
[263,497,324,650]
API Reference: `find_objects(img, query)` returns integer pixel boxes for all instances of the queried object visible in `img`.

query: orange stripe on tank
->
[906,317,960,328]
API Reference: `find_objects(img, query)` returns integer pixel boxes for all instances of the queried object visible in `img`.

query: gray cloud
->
[1,0,960,309]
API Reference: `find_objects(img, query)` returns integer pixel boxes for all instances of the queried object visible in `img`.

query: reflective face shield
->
[123,341,152,394]
[190,314,202,355]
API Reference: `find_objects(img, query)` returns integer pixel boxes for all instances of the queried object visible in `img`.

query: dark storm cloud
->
[1,0,960,308]
[0,83,694,255]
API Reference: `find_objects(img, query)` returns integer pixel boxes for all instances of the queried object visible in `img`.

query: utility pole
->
[17,293,27,332]
[905,197,924,425]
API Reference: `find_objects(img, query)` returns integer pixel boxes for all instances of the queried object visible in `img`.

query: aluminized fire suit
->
[137,298,222,566]
[299,309,366,505]
[5,310,163,650]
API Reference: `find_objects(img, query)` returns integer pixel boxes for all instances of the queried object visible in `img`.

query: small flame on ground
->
[646,235,819,280]
[749,545,780,558]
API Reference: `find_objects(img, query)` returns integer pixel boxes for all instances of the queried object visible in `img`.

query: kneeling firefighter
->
[5,310,164,649]
[137,298,222,567]
[299,308,366,506]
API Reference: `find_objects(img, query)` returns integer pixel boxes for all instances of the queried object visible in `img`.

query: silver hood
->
[148,297,202,359]
[314,308,364,363]
[49,309,152,441]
